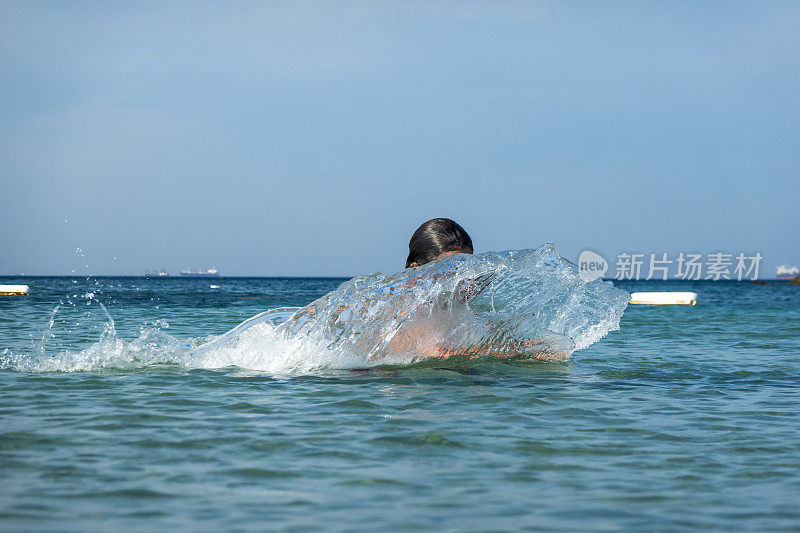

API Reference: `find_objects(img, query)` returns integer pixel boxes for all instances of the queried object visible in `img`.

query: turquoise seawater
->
[1,276,799,530]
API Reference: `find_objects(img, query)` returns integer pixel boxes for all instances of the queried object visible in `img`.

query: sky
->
[1,1,799,277]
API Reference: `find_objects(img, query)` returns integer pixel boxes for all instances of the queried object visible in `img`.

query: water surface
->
[1,276,798,530]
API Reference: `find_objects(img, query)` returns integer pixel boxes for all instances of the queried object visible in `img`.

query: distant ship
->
[180,268,220,278]
[145,268,169,277]
[776,264,799,280]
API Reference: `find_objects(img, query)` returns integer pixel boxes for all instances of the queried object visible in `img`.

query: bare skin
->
[295,248,569,366]
[394,249,570,362]
[384,249,474,357]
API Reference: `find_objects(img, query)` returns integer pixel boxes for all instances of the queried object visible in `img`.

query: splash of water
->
[189,244,629,371]
[2,292,181,372]
[1,245,629,373]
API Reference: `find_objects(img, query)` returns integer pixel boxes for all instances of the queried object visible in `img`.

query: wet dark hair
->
[405,218,473,268]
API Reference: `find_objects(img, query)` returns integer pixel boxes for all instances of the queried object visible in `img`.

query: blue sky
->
[1,1,798,277]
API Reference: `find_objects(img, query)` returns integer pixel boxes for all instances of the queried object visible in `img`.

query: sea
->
[1,275,799,531]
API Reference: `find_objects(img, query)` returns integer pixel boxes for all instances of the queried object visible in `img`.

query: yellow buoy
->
[0,284,29,295]
[629,291,697,305]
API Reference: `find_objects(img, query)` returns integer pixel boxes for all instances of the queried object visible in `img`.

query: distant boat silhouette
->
[776,265,799,281]
[180,268,220,278]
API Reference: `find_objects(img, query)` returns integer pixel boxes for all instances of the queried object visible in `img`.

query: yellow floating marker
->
[0,284,29,295]
[630,291,697,305]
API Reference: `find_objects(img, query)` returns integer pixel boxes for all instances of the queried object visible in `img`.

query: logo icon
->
[578,250,608,282]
